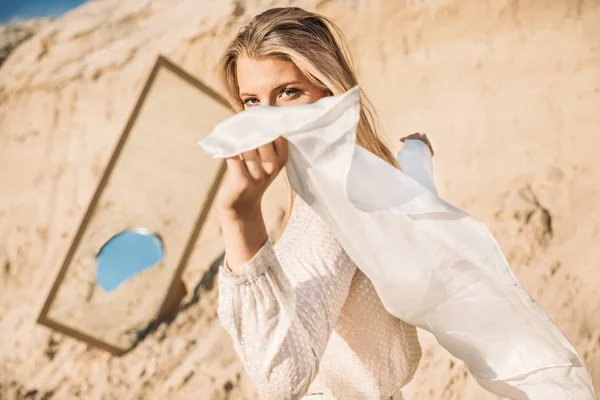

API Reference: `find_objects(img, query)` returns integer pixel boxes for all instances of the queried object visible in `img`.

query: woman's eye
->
[281,88,299,98]
[243,98,259,105]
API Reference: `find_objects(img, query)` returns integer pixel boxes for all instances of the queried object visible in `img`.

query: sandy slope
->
[0,0,598,398]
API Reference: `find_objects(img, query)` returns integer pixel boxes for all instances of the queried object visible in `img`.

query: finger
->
[256,142,279,175]
[273,137,288,163]
[400,134,434,154]
[401,133,420,142]
[225,156,250,178]
[241,149,264,180]
[418,133,433,153]
[420,136,434,156]
[409,133,427,142]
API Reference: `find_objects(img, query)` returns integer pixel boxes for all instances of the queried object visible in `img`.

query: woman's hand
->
[216,137,288,270]
[216,137,289,219]
[400,132,434,156]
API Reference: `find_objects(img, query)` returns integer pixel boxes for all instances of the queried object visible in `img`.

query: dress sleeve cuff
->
[219,237,278,285]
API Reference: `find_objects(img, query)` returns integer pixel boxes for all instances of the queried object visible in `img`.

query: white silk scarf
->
[199,87,596,399]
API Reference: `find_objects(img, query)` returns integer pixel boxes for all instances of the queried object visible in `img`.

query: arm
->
[217,199,356,400]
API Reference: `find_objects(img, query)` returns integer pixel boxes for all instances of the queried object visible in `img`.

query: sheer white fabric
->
[200,86,597,399]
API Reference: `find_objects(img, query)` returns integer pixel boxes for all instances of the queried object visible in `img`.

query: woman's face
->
[236,57,330,110]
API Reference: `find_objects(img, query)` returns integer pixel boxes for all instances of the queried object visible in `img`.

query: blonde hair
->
[218,7,400,241]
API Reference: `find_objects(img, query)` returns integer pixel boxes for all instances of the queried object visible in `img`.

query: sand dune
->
[0,0,598,398]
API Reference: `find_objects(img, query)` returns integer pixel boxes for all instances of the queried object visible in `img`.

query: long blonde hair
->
[218,7,400,240]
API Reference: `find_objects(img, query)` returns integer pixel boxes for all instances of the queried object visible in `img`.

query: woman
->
[214,7,427,400]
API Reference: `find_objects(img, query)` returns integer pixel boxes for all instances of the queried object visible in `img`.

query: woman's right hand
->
[400,132,434,156]
[216,137,289,219]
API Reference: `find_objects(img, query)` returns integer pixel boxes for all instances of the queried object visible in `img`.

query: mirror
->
[37,56,232,354]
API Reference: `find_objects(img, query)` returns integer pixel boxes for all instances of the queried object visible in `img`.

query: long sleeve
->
[217,198,356,400]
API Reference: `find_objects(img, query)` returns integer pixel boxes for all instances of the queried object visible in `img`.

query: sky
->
[96,230,165,292]
[0,0,88,24]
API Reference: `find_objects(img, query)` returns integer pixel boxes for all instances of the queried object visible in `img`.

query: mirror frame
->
[37,55,230,355]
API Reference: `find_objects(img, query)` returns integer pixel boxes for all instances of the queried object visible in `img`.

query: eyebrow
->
[239,80,303,98]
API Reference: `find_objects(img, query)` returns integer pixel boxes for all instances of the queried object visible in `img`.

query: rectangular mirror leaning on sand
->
[37,56,232,354]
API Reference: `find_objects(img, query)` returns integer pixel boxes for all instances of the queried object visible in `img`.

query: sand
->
[0,0,598,399]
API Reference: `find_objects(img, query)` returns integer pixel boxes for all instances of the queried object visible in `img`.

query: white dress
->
[218,194,422,399]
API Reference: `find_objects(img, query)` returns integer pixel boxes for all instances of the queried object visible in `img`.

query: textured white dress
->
[218,194,422,400]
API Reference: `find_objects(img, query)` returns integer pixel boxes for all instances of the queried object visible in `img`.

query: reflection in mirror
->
[96,229,165,292]
[37,58,231,353]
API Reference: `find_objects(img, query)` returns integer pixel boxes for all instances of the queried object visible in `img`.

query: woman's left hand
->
[400,132,434,156]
